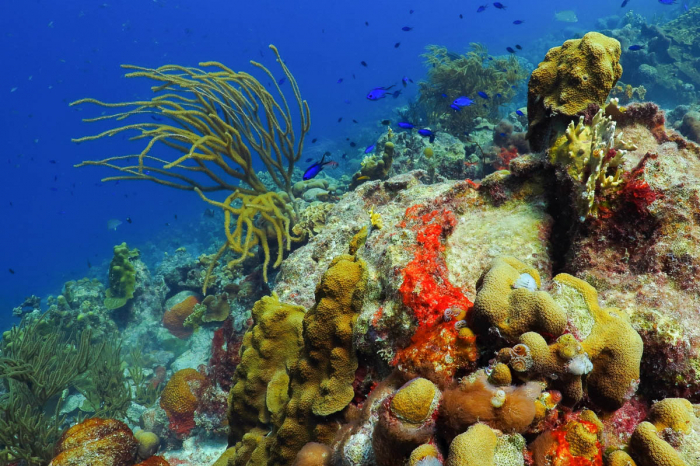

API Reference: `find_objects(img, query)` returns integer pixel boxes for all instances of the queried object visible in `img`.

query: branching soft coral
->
[72,45,310,290]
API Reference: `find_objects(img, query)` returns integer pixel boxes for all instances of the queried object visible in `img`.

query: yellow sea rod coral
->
[527,32,623,151]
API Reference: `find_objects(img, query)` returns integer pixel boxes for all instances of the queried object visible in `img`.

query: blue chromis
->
[477,4,487,12]
[397,122,415,129]
[418,128,436,143]
[303,154,333,180]
[493,2,506,9]
[401,26,413,31]
[515,110,525,116]
[477,91,490,99]
[628,44,644,51]
[450,104,461,111]
[365,144,376,153]
[453,96,474,107]
[513,20,524,24]
[506,47,516,53]
[366,85,396,100]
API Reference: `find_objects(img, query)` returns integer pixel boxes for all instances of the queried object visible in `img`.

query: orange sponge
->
[162,295,200,338]
[160,368,206,437]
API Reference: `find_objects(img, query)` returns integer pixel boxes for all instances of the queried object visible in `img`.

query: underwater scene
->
[4,0,700,464]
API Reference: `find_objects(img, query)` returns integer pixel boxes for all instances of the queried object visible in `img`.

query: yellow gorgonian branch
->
[71,45,310,291]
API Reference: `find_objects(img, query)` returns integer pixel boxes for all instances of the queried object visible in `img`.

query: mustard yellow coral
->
[350,142,394,189]
[390,378,439,425]
[554,274,643,410]
[472,257,567,343]
[274,254,368,463]
[228,293,305,444]
[527,32,623,151]
[446,423,498,466]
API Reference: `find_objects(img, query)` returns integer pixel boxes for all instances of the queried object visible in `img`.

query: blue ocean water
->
[0,0,694,329]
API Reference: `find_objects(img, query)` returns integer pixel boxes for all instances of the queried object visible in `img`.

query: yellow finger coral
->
[228,293,306,443]
[275,254,368,463]
[472,257,567,343]
[527,32,623,151]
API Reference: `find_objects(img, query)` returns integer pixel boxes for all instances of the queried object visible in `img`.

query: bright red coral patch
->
[393,207,476,379]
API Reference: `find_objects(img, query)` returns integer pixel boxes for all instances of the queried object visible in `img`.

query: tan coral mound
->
[527,32,622,151]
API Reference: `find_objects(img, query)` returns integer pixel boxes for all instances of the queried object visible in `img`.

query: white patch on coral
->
[567,354,593,375]
[513,273,538,291]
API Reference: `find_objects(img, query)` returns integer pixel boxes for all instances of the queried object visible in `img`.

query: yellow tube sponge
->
[527,32,622,151]
[472,257,567,343]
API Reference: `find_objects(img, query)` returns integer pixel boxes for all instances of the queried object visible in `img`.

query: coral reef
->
[159,368,207,438]
[527,32,622,152]
[350,141,394,189]
[73,45,310,286]
[418,43,526,135]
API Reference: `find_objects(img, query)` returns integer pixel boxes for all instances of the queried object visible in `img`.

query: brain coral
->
[472,256,567,343]
[530,410,603,466]
[48,418,138,466]
[554,274,643,410]
[628,398,700,466]
[527,32,622,152]
[159,368,206,437]
[445,423,525,466]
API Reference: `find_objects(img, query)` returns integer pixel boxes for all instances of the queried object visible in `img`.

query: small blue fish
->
[402,76,414,87]
[477,91,490,99]
[409,9,414,13]
[397,122,415,129]
[496,93,502,98]
[658,0,675,4]
[513,20,524,24]
[441,93,448,98]
[493,2,506,9]
[392,90,402,98]
[506,47,516,53]
[366,85,396,100]
[515,110,525,116]
[621,0,630,6]
[402,26,413,31]
[453,96,474,107]
[418,128,436,143]
[450,104,461,111]
[278,77,286,85]
[477,4,487,12]
[628,44,644,51]
[337,78,343,84]
[365,144,376,154]
[684,3,689,10]
[303,154,333,181]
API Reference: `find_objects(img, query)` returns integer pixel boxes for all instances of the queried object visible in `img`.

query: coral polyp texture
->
[527,32,622,151]
[159,368,207,437]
